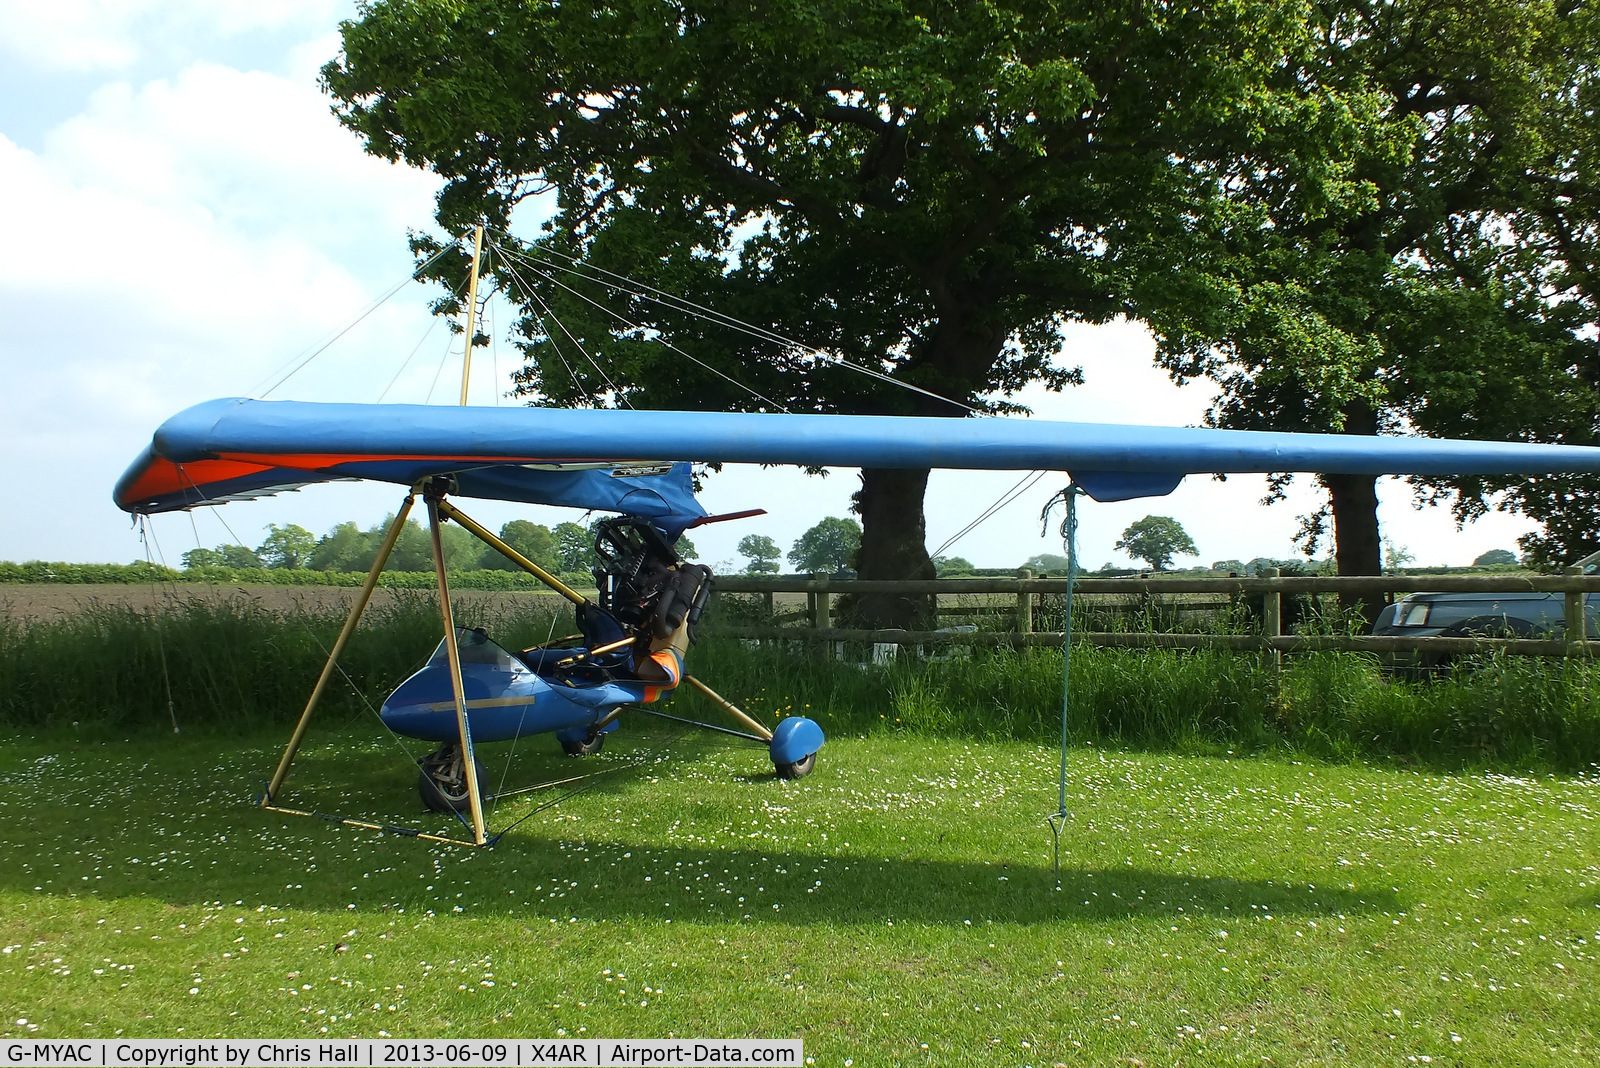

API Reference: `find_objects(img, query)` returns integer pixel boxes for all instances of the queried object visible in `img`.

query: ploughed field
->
[1,726,1596,1065]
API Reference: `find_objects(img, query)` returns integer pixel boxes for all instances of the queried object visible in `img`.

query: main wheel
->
[774,751,816,779]
[561,730,606,757]
[417,748,490,813]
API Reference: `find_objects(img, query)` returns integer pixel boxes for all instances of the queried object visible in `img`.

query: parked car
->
[1374,592,1598,638]
[1372,591,1600,674]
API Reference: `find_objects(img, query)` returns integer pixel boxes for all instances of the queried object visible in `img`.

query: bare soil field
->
[0,583,574,623]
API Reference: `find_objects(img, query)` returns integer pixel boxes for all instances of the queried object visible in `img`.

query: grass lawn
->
[1,724,1596,1065]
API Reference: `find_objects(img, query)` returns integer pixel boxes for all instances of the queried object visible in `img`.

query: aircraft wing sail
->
[115,397,1600,514]
[114,399,708,532]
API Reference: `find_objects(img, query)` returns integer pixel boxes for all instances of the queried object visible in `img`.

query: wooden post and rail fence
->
[704,570,1600,659]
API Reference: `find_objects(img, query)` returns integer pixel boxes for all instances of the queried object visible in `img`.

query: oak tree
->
[1114,516,1198,572]
[737,534,783,575]
[788,517,862,575]
[324,0,1371,627]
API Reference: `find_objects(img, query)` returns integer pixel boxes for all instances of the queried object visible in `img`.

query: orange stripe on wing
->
[121,456,276,501]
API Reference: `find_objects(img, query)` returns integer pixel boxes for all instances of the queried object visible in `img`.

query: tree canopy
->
[1141,0,1600,592]
[484,519,561,573]
[324,0,1379,626]
[183,517,603,577]
[1115,516,1198,571]
[257,524,316,570]
[788,517,862,575]
[737,534,782,575]
[182,544,260,570]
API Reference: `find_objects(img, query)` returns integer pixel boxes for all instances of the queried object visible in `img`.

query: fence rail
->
[707,572,1600,658]
[713,574,1600,596]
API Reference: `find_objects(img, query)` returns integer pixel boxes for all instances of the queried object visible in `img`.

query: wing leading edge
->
[114,397,1600,515]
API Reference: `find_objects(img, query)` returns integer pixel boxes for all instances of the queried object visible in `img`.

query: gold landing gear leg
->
[435,499,588,605]
[426,487,489,846]
[263,494,415,806]
[684,675,773,742]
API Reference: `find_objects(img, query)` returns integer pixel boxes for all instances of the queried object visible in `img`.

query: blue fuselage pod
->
[379,631,646,744]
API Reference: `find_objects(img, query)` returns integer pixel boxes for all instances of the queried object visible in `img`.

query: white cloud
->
[0,0,344,73]
[0,54,443,562]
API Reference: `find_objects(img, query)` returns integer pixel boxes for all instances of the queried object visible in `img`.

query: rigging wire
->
[495,254,587,405]
[385,249,476,403]
[486,725,695,845]
[1039,483,1086,890]
[491,610,561,805]
[489,228,982,416]
[378,314,443,403]
[424,327,459,404]
[493,247,634,408]
[377,275,466,403]
[256,239,462,399]
[927,469,1048,563]
[296,624,435,800]
[189,477,256,560]
[489,295,501,406]
[492,238,792,412]
[489,230,1053,588]
[136,516,181,734]
[492,232,1044,588]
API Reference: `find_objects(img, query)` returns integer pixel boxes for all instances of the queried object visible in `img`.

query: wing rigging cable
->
[491,236,790,412]
[423,324,461,404]
[378,259,478,402]
[294,619,463,828]
[928,469,1050,565]
[492,247,637,408]
[487,226,986,416]
[376,314,443,402]
[486,233,1068,570]
[135,516,181,735]
[254,238,464,399]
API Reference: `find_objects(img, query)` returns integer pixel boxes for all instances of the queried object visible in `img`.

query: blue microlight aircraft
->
[116,398,1600,846]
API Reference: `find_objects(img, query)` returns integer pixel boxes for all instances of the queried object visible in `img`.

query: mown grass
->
[1,727,1596,1064]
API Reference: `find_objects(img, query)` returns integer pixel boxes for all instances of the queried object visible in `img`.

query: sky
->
[0,2,1542,575]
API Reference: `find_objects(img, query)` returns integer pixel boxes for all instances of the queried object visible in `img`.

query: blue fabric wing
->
[115,397,1600,514]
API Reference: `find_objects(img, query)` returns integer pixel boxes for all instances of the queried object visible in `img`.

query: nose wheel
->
[774,751,816,779]
[417,744,488,813]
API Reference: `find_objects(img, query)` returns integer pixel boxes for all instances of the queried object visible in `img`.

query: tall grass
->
[5,596,1600,770]
[681,638,1600,770]
[0,592,565,734]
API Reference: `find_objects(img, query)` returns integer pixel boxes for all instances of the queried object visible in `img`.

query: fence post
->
[812,574,830,630]
[1565,566,1585,656]
[1016,567,1033,634]
[1262,567,1282,677]
[762,589,775,622]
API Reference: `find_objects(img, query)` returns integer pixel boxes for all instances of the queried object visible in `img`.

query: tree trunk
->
[844,467,937,630]
[1322,472,1383,628]
[1317,401,1384,627]
[838,303,1005,630]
